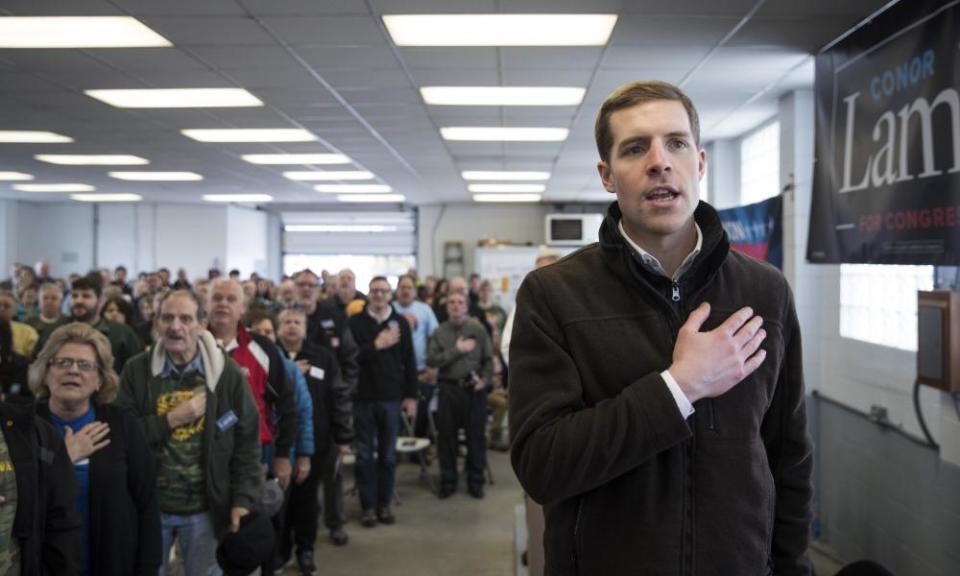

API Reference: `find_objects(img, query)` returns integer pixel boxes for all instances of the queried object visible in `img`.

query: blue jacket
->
[277,345,315,459]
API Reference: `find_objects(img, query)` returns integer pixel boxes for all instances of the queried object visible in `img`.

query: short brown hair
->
[29,322,119,404]
[594,80,700,164]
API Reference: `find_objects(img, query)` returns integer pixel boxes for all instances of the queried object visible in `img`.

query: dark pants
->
[414,382,437,439]
[354,399,401,510]
[437,383,487,491]
[283,442,344,553]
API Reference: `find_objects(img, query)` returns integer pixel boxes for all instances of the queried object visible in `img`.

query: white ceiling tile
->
[260,16,387,45]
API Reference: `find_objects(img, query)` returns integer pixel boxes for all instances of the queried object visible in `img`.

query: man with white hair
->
[206,278,296,489]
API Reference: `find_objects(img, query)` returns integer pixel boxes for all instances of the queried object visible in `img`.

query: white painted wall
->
[417,204,550,277]
[0,200,19,277]
[154,205,227,281]
[226,205,268,278]
[17,202,95,277]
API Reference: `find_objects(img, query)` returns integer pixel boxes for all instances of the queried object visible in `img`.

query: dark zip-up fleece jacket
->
[1,400,80,576]
[115,331,263,538]
[509,201,813,576]
[348,307,418,403]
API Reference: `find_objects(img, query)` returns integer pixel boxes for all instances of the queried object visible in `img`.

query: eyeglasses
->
[369,288,391,295]
[49,357,99,372]
[295,282,319,289]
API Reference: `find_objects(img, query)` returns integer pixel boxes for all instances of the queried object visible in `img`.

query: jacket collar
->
[598,200,730,289]
[149,330,224,391]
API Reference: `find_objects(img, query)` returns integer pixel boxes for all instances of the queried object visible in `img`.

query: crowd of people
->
[0,257,549,576]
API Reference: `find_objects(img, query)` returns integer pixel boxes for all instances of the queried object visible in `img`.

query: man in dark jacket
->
[277,308,353,574]
[509,80,813,575]
[294,269,360,407]
[348,277,418,528]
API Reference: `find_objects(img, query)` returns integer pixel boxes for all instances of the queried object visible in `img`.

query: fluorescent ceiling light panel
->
[14,183,94,192]
[468,183,546,193]
[86,88,263,109]
[181,129,315,143]
[285,224,399,233]
[441,127,568,142]
[109,172,202,181]
[473,193,542,203]
[0,17,171,48]
[462,171,550,181]
[71,193,142,202]
[203,194,273,203]
[284,171,374,181]
[0,172,34,181]
[0,131,73,143]
[383,14,617,46]
[314,184,392,193]
[242,154,350,165]
[35,154,149,165]
[336,194,406,203]
[421,86,585,106]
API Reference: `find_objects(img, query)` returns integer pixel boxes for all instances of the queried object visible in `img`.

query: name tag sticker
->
[321,319,335,329]
[309,366,325,380]
[217,410,239,432]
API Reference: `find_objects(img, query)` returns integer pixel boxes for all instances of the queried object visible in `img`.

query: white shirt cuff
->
[661,370,695,419]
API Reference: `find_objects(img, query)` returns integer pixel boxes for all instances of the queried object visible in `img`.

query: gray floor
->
[278,447,849,576]
[280,448,522,576]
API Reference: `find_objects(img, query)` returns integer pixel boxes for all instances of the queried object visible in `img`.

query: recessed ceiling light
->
[71,193,142,202]
[35,154,149,165]
[383,14,617,46]
[86,88,263,109]
[285,224,399,233]
[0,17,171,48]
[335,194,406,203]
[109,172,203,181]
[242,153,351,165]
[203,194,273,203]
[462,171,551,181]
[0,172,34,181]
[181,129,315,143]
[0,131,73,143]
[314,184,392,193]
[14,183,94,192]
[468,183,546,193]
[440,127,569,142]
[473,193,542,203]
[421,86,585,106]
[285,171,374,181]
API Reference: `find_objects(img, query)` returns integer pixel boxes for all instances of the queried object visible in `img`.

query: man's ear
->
[597,160,616,194]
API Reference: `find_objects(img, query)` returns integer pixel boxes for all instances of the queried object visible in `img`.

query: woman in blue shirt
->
[29,322,160,576]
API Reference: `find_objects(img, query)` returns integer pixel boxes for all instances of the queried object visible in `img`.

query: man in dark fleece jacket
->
[509,80,813,576]
[347,276,418,528]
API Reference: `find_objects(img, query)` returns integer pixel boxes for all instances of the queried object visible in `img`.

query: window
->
[739,121,780,205]
[283,254,416,291]
[840,264,934,351]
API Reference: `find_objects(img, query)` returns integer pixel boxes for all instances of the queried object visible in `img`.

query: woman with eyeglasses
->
[29,322,160,576]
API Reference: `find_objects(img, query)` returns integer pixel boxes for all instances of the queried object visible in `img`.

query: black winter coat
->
[37,403,161,576]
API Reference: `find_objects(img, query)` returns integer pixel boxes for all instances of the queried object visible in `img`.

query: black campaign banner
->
[808,0,960,265]
[718,195,783,270]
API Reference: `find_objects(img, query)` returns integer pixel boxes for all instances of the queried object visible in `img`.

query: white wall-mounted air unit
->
[545,214,603,246]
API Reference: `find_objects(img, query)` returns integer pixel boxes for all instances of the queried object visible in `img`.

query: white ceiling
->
[0,0,893,206]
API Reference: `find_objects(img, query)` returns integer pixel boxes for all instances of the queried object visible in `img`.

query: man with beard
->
[36,274,142,373]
